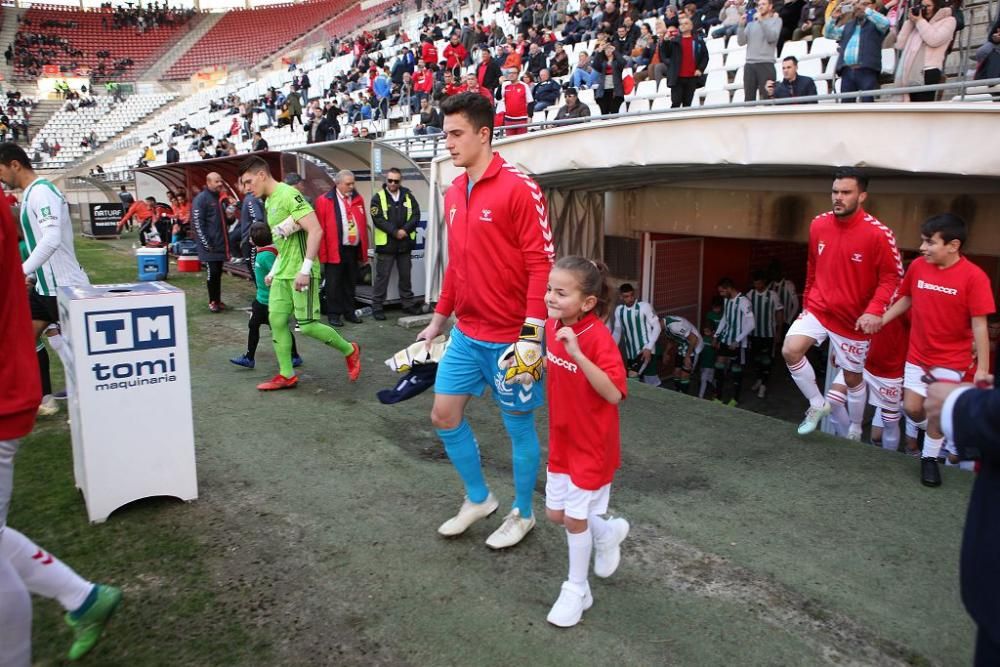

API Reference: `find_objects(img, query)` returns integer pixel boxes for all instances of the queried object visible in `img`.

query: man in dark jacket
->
[238,185,265,266]
[476,49,503,97]
[665,17,709,107]
[370,167,421,319]
[532,69,561,112]
[191,172,229,312]
[824,0,889,102]
[165,142,180,163]
[554,87,592,122]
[765,55,818,102]
[928,380,1000,664]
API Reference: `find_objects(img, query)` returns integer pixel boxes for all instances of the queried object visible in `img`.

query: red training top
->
[899,256,996,370]
[502,81,529,120]
[421,42,438,66]
[802,207,902,338]
[1,195,41,440]
[444,43,468,70]
[413,70,434,94]
[545,312,627,490]
[436,152,555,342]
[864,310,909,378]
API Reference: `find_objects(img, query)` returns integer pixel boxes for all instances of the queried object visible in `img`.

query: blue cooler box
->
[136,247,168,281]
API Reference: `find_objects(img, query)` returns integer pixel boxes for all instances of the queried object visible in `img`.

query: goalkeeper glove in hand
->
[499,320,544,386]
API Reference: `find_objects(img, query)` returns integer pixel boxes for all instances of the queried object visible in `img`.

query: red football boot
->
[257,374,299,391]
[345,342,361,382]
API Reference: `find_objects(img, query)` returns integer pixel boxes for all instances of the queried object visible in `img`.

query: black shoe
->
[404,305,425,315]
[344,313,363,324]
[921,457,942,487]
[373,310,386,321]
[329,315,344,327]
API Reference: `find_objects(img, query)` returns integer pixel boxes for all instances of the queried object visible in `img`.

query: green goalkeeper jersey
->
[265,182,319,280]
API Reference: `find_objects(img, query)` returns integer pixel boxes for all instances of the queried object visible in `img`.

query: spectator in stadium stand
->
[277,103,292,128]
[373,68,392,120]
[713,0,745,38]
[532,69,562,112]
[414,97,444,134]
[592,42,627,116]
[502,42,523,71]
[738,0,782,102]
[892,0,956,101]
[824,0,890,103]
[413,61,435,107]
[444,33,469,75]
[554,87,592,122]
[792,0,828,41]
[391,46,415,85]
[191,172,230,313]
[287,91,303,129]
[253,131,268,152]
[613,23,637,60]
[464,72,496,105]
[476,48,503,96]
[778,0,805,52]
[570,50,600,90]
[298,71,311,107]
[524,42,546,78]
[421,34,439,66]
[316,169,368,327]
[263,88,278,126]
[500,68,532,135]
[549,42,570,77]
[284,173,313,207]
[666,15,709,108]
[166,142,180,164]
[765,56,819,101]
[974,21,1000,83]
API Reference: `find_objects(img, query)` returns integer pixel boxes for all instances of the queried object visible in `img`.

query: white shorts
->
[787,311,869,373]
[903,361,962,398]
[863,370,903,411]
[545,471,610,520]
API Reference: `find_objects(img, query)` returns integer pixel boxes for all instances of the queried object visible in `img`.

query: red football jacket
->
[802,207,902,338]
[1,195,41,439]
[436,153,555,343]
[315,189,368,264]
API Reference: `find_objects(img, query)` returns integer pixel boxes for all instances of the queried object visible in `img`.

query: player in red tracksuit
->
[782,169,902,437]
[0,195,121,664]
[417,92,554,551]
[500,70,532,136]
[881,213,996,487]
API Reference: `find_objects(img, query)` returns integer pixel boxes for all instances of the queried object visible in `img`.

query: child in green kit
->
[230,223,302,370]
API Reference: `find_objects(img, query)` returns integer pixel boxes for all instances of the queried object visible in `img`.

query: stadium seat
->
[780,40,809,61]
[628,98,650,114]
[725,48,746,72]
[810,37,839,58]
[702,90,730,106]
[881,48,896,75]
[797,58,824,79]
[650,94,672,110]
[635,79,658,98]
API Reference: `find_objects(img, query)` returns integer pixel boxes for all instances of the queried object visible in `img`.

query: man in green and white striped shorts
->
[746,271,784,399]
[611,283,662,386]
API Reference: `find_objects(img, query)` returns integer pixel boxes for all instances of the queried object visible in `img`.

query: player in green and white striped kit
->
[767,261,799,334]
[714,277,755,406]
[662,315,703,393]
[0,143,90,412]
[611,283,662,386]
[746,271,784,399]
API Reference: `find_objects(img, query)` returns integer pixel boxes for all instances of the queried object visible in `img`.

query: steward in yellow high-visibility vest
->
[369,168,422,319]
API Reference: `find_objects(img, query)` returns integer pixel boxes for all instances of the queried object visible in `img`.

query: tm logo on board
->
[85,307,176,355]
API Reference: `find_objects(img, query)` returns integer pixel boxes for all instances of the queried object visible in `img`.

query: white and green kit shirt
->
[746,288,784,338]
[768,278,799,322]
[19,177,89,295]
[715,295,755,349]
[663,315,704,356]
[612,300,662,360]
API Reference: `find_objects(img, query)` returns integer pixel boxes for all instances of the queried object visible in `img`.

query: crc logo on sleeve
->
[86,307,176,355]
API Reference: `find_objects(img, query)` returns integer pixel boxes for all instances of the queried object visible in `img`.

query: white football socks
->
[788,358,825,409]
[46,332,75,400]
[827,388,848,436]
[566,529,592,586]
[922,435,945,459]
[846,382,866,429]
[0,527,92,612]
[588,514,611,543]
[881,411,901,451]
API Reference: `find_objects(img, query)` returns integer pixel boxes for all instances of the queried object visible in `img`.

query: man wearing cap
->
[166,142,180,164]
[370,167,421,320]
[554,88,592,122]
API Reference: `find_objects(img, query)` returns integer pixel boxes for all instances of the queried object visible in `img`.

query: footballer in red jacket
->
[417,92,554,550]
[782,169,902,437]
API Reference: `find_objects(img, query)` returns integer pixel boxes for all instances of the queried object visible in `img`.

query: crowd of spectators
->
[11,4,193,80]
[0,92,36,145]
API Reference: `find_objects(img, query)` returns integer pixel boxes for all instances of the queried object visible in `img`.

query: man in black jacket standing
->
[369,167,421,320]
[191,172,229,312]
[165,142,180,163]
[928,379,1000,665]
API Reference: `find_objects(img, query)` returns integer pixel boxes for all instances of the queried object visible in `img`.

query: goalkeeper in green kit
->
[238,157,361,390]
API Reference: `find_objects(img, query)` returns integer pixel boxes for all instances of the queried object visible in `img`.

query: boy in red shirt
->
[782,169,902,437]
[543,256,629,628]
[881,213,996,487]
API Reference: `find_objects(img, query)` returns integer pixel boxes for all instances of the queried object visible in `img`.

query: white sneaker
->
[546,581,593,628]
[437,493,499,537]
[485,508,535,549]
[847,424,863,441]
[796,402,831,436]
[593,517,630,578]
[37,395,58,416]
[757,384,767,399]
[751,379,762,392]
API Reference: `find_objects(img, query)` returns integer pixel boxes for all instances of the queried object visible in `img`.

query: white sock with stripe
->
[788,358,825,409]
[846,382,867,429]
[827,389,848,436]
[881,410,901,451]
[0,527,92,612]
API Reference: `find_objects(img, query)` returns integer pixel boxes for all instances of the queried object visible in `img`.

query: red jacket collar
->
[453,152,504,191]
[834,206,867,227]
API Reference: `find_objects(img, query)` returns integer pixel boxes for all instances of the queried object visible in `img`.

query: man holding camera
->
[824,0,890,102]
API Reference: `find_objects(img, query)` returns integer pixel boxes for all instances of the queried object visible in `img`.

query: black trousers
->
[247,299,297,360]
[324,246,360,317]
[717,345,748,402]
[206,260,223,303]
[372,251,413,311]
[670,77,700,108]
[975,628,1000,667]
[910,68,942,102]
[597,93,623,116]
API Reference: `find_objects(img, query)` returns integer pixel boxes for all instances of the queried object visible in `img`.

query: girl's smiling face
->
[546,268,596,325]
